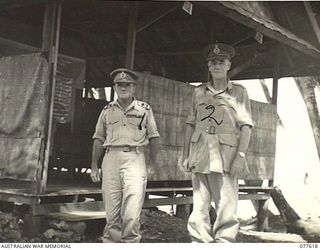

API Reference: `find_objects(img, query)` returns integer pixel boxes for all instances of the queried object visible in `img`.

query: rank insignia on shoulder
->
[103,102,115,109]
[137,101,150,110]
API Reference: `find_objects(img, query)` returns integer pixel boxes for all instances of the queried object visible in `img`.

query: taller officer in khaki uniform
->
[90,68,160,243]
[182,43,253,243]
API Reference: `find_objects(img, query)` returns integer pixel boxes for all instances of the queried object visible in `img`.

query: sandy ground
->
[0,207,317,243]
[83,209,312,243]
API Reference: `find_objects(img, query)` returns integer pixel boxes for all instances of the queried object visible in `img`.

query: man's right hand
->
[182,158,193,172]
[90,164,101,183]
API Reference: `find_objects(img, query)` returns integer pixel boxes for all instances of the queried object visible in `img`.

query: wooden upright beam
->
[39,0,62,194]
[304,2,320,46]
[125,2,138,70]
[272,48,280,106]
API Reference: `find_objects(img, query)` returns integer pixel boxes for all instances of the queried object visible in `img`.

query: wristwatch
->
[238,151,246,158]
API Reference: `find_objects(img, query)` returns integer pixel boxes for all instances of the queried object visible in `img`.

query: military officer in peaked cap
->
[90,68,160,243]
[182,43,253,242]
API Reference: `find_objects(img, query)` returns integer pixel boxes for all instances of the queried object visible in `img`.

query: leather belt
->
[195,126,236,135]
[106,146,142,153]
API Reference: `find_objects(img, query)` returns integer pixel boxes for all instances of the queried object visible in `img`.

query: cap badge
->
[213,45,220,54]
[120,72,126,78]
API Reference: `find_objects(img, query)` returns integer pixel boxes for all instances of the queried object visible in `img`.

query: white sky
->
[237,77,320,219]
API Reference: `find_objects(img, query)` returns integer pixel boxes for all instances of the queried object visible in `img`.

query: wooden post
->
[255,49,281,231]
[110,88,115,101]
[272,48,280,106]
[257,199,269,231]
[39,0,62,193]
[23,214,41,237]
[271,48,280,188]
[125,2,138,69]
[304,2,320,46]
[176,204,192,220]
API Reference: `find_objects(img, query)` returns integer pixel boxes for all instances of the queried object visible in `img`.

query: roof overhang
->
[196,1,320,61]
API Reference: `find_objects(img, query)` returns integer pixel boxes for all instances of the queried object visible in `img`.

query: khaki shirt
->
[93,99,160,147]
[186,81,253,174]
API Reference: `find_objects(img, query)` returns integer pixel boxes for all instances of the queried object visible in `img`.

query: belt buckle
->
[123,146,131,152]
[206,125,216,135]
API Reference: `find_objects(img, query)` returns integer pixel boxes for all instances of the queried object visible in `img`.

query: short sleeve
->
[146,107,160,139]
[92,109,107,143]
[236,87,254,128]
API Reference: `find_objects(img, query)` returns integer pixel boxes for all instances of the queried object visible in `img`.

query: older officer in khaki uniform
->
[90,68,160,243]
[182,43,253,243]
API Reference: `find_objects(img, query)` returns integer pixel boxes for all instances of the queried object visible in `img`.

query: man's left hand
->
[230,154,249,177]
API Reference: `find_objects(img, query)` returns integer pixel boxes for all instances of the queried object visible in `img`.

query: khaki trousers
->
[101,150,147,243]
[187,172,239,242]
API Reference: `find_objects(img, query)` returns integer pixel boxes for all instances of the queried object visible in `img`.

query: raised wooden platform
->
[0,179,273,226]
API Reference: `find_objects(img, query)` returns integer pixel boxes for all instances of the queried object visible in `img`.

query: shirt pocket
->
[107,117,120,142]
[195,102,210,121]
[188,131,201,168]
[127,115,146,142]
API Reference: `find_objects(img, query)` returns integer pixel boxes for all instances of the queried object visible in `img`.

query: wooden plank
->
[47,211,106,221]
[239,186,273,191]
[0,193,38,205]
[39,189,102,197]
[239,194,271,200]
[32,201,105,216]
[144,196,193,207]
[146,187,192,193]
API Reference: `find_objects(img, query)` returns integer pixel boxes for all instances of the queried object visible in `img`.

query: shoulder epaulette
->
[195,82,207,88]
[231,82,245,89]
[103,101,115,109]
[137,100,150,110]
